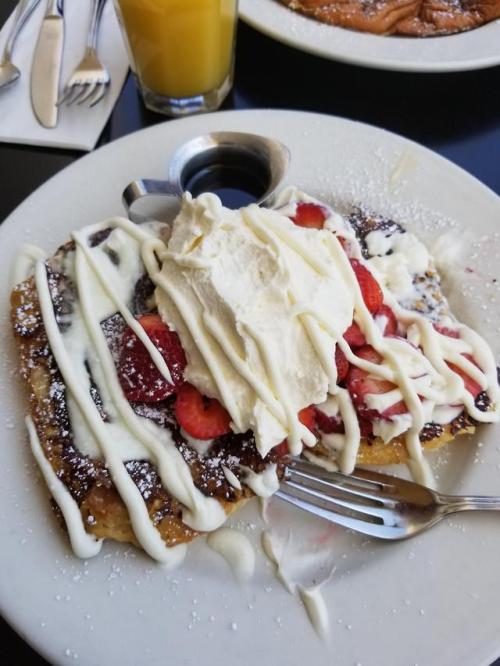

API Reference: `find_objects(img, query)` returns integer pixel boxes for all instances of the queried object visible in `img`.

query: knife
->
[30,0,64,128]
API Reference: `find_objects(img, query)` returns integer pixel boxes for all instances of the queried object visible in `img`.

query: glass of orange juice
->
[113,0,239,116]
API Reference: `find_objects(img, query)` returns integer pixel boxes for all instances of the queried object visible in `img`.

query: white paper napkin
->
[0,1,129,151]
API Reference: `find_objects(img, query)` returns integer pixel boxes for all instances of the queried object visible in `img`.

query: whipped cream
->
[150,192,354,457]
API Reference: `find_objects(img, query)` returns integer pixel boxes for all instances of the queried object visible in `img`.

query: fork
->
[278,459,500,540]
[0,0,42,91]
[58,0,109,106]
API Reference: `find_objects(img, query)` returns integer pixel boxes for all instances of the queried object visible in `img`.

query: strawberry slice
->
[434,324,460,339]
[335,346,349,383]
[343,321,366,348]
[298,405,316,432]
[118,314,186,403]
[376,304,398,336]
[347,345,407,419]
[175,383,231,439]
[355,345,383,365]
[350,259,383,314]
[447,354,482,398]
[291,202,328,229]
[314,407,344,434]
[273,406,316,457]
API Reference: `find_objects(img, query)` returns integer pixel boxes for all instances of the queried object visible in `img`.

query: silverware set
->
[0,0,110,128]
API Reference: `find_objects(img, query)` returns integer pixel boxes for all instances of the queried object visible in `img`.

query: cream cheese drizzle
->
[206,528,255,582]
[261,529,332,638]
[26,416,103,559]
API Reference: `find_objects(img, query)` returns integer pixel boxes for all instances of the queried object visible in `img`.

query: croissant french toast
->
[10,189,499,563]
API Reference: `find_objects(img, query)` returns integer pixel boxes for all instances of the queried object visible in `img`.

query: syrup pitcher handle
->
[122,179,183,224]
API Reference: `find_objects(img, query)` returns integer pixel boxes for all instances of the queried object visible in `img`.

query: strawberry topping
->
[335,346,349,383]
[118,314,186,403]
[314,407,344,434]
[298,405,316,432]
[350,259,383,314]
[274,406,317,457]
[175,383,231,439]
[343,321,366,348]
[346,345,407,419]
[376,304,398,336]
[291,202,328,229]
[434,324,460,339]
[447,354,482,398]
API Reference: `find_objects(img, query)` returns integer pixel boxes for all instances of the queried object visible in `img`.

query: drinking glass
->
[113,0,239,116]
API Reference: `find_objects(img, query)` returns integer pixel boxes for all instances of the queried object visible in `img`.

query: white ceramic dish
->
[1,110,500,666]
[239,0,500,72]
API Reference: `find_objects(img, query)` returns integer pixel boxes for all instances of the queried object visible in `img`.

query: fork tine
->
[288,467,397,507]
[285,479,398,523]
[56,86,74,106]
[76,81,98,105]
[292,459,394,491]
[276,489,403,539]
[67,84,91,106]
[88,82,107,107]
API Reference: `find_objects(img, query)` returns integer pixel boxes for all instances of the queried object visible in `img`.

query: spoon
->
[122,131,290,223]
[0,0,42,91]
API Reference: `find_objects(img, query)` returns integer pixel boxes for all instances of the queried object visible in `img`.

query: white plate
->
[2,109,500,666]
[240,0,500,72]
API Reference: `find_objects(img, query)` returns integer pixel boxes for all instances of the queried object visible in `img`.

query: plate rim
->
[239,0,500,73]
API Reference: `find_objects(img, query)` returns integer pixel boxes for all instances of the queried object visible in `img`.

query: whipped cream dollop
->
[151,193,355,457]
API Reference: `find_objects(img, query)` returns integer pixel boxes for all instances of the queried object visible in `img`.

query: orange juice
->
[115,0,238,99]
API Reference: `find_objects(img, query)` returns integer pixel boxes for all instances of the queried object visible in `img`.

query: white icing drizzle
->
[298,585,330,639]
[26,416,103,559]
[261,529,332,638]
[240,464,280,497]
[11,243,47,288]
[206,528,255,581]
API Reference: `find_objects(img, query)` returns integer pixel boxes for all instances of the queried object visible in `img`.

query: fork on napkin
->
[0,0,129,151]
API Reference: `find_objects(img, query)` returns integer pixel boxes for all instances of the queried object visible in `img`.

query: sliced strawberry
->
[347,345,407,418]
[314,407,344,434]
[447,354,482,398]
[376,304,398,336]
[355,345,383,365]
[358,416,373,438]
[343,321,366,348]
[291,202,328,229]
[298,405,316,432]
[335,346,349,383]
[434,324,460,339]
[175,383,231,439]
[118,313,186,403]
[273,441,289,457]
[274,406,316,457]
[350,259,383,314]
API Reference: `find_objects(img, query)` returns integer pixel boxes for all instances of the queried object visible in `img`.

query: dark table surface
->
[2,0,500,663]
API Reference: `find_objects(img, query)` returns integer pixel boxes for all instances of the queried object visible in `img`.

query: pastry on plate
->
[279,0,500,36]
[10,188,499,563]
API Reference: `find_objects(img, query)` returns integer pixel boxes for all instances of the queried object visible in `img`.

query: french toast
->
[279,0,500,36]
[10,192,498,561]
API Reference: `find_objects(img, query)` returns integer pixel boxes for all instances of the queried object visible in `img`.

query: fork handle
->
[440,495,500,513]
[86,0,107,51]
[2,0,41,63]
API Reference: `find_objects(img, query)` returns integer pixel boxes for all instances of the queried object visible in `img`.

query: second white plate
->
[240,0,500,72]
